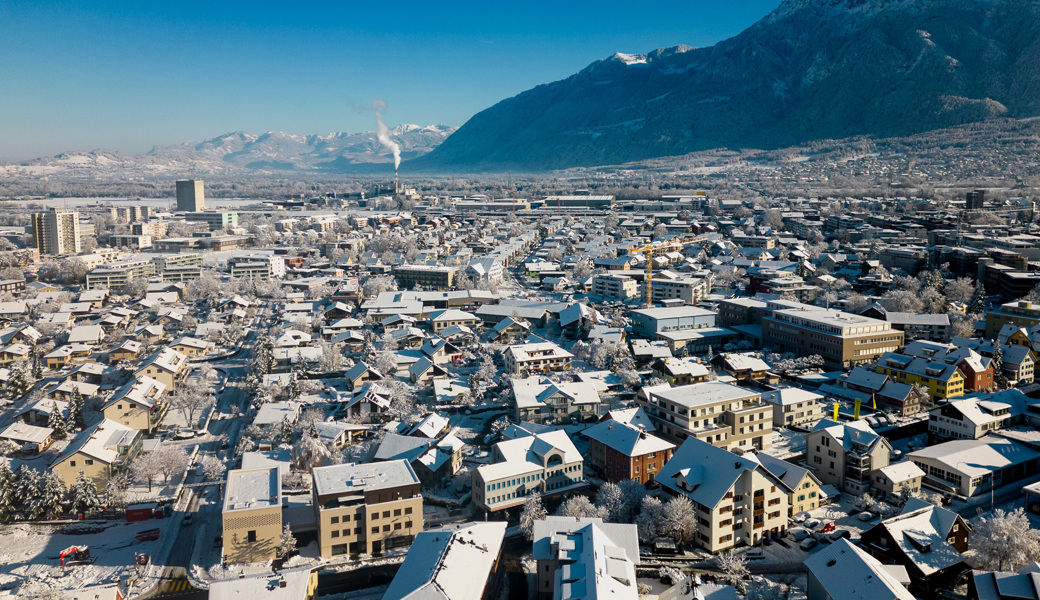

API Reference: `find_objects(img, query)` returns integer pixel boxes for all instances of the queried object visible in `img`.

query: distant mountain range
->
[411,0,1040,172]
[0,124,456,178]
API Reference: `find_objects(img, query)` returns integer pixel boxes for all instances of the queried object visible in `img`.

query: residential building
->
[101,376,168,434]
[805,539,916,600]
[756,452,824,516]
[185,211,238,231]
[762,304,904,368]
[176,179,205,212]
[630,306,716,338]
[50,419,142,492]
[382,522,507,600]
[882,312,952,343]
[761,388,824,428]
[928,397,1013,442]
[583,419,675,484]
[532,517,639,600]
[649,275,713,305]
[427,309,481,333]
[229,254,286,279]
[504,341,573,375]
[311,459,423,557]
[85,258,157,290]
[874,352,965,404]
[658,438,790,552]
[134,347,188,389]
[393,264,457,290]
[209,567,317,600]
[907,436,1040,497]
[637,382,773,452]
[860,500,970,587]
[222,467,282,564]
[871,462,926,504]
[510,376,601,424]
[805,419,893,495]
[472,430,584,514]
[32,208,81,255]
[592,274,639,300]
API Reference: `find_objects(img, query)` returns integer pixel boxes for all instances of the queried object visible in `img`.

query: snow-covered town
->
[0,180,1038,600]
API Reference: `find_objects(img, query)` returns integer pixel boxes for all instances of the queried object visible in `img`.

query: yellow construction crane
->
[833,393,877,421]
[626,243,657,307]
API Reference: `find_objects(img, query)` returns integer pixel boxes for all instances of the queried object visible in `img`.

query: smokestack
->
[372,99,402,195]
[395,165,399,195]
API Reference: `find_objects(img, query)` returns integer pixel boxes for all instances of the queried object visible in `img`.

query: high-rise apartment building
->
[31,208,81,255]
[176,179,205,212]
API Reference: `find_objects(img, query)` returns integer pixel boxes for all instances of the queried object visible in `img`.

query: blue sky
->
[0,1,780,161]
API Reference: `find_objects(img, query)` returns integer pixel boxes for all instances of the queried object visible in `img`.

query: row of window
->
[330,521,413,538]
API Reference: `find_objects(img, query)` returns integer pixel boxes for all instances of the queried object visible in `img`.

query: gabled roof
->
[659,437,774,510]
[871,503,967,577]
[382,522,508,600]
[583,420,674,457]
[805,539,916,600]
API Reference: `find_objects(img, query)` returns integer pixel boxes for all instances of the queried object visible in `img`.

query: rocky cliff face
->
[413,0,1040,171]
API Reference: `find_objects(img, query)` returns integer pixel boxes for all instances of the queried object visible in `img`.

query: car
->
[800,538,819,551]
[790,527,811,541]
[858,512,876,522]
[819,522,836,534]
[792,512,810,523]
[804,518,821,529]
[828,529,852,542]
[746,548,765,560]
[182,515,193,526]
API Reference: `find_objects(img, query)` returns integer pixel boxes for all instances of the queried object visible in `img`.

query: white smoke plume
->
[371,99,401,169]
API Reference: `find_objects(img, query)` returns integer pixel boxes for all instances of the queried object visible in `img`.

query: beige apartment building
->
[806,420,893,495]
[762,303,904,368]
[659,438,790,552]
[222,467,282,564]
[101,376,168,433]
[311,460,423,557]
[32,208,81,255]
[638,381,773,452]
[50,419,142,492]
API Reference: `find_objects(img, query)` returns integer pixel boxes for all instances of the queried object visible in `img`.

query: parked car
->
[858,512,876,522]
[182,515,193,526]
[800,538,819,551]
[790,527,811,541]
[746,548,766,560]
[828,529,852,542]
[792,512,810,523]
[805,518,822,529]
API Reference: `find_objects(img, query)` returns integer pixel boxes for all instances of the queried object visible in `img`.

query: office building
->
[176,179,205,212]
[222,467,282,564]
[966,189,985,210]
[472,430,584,514]
[311,460,423,557]
[185,211,238,231]
[761,302,904,368]
[31,208,81,255]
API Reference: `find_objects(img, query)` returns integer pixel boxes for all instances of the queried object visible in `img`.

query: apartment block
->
[185,211,238,231]
[32,208,81,255]
[659,438,790,552]
[311,460,423,557]
[393,264,457,290]
[806,420,892,495]
[650,275,713,305]
[532,517,639,600]
[874,352,964,404]
[637,382,773,452]
[222,467,282,564]
[229,254,286,279]
[761,388,824,428]
[928,397,1013,441]
[583,419,675,484]
[504,341,573,375]
[591,274,639,300]
[985,301,1040,338]
[85,259,157,290]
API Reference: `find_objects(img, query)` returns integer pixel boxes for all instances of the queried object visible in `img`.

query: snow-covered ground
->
[0,519,167,594]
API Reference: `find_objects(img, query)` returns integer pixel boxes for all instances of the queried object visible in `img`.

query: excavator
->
[59,546,94,568]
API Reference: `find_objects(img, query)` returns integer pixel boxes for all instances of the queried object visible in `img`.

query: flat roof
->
[224,467,281,512]
[649,381,760,408]
[312,459,419,497]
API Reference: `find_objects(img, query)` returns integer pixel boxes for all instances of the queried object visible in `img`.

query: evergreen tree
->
[0,463,16,523]
[68,472,102,516]
[16,468,44,520]
[993,344,1009,388]
[251,334,275,377]
[286,364,302,401]
[969,284,986,315]
[69,386,85,431]
[29,344,42,380]
[280,416,293,445]
[41,471,67,519]
[48,404,67,441]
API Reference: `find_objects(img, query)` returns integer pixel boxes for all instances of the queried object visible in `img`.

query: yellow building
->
[134,347,188,390]
[102,376,168,434]
[311,460,423,557]
[758,453,824,516]
[222,467,283,564]
[874,352,965,402]
[51,420,141,492]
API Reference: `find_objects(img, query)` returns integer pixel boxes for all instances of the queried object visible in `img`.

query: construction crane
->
[832,393,877,421]
[625,243,658,307]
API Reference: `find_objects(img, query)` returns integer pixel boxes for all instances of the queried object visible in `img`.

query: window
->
[247,530,257,543]
[394,523,401,530]
[394,509,401,517]
[70,461,76,467]
[331,531,340,538]
[405,507,412,515]
[383,525,390,532]
[405,521,412,528]
[331,516,339,524]
[372,527,379,534]
[372,512,379,520]
[383,511,390,519]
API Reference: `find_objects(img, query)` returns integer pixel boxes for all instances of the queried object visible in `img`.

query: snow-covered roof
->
[477,430,581,482]
[511,376,600,411]
[223,466,281,512]
[0,422,52,445]
[873,504,966,576]
[383,522,508,600]
[52,419,138,467]
[210,567,315,600]
[583,420,674,458]
[312,459,419,497]
[805,539,916,600]
[659,437,777,510]
[878,461,926,484]
[761,387,823,406]
[531,517,640,600]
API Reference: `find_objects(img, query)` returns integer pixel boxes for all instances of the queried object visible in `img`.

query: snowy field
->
[0,520,165,593]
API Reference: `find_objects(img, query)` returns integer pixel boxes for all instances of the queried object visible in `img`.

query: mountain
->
[1,125,456,178]
[412,0,1040,172]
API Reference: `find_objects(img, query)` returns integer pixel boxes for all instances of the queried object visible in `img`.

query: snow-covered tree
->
[716,549,750,593]
[172,382,212,427]
[746,576,786,600]
[0,463,16,522]
[317,340,344,372]
[292,435,331,472]
[251,334,275,377]
[40,472,68,520]
[200,455,227,482]
[47,405,67,441]
[971,508,1040,572]
[945,277,976,305]
[362,274,398,297]
[520,493,548,541]
[558,495,606,519]
[67,386,85,432]
[68,472,102,516]
[596,480,647,523]
[663,495,697,545]
[636,496,668,543]
[969,284,986,315]
[278,524,298,558]
[105,472,131,510]
[993,345,1008,388]
[157,445,190,484]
